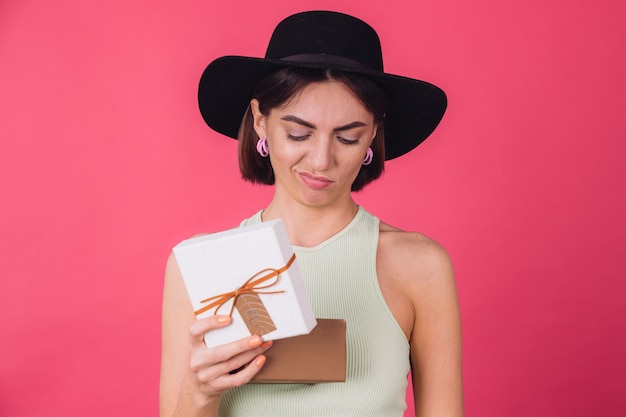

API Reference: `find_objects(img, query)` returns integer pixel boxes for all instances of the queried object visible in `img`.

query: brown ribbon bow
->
[194,253,297,317]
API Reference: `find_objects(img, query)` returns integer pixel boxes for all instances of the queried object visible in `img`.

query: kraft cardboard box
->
[173,219,317,349]
[252,318,346,383]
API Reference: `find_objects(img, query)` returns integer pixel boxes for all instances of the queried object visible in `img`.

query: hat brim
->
[198,56,447,160]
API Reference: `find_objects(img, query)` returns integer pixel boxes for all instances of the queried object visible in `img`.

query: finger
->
[194,336,269,376]
[227,341,272,374]
[203,339,272,379]
[210,354,268,392]
[229,340,273,374]
[189,329,266,379]
[189,315,231,346]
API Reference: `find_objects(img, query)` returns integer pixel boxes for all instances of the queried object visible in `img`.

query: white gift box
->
[173,219,317,349]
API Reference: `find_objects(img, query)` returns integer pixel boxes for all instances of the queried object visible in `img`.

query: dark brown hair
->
[238,67,387,191]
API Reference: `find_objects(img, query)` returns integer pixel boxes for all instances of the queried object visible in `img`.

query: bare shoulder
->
[376,221,458,341]
[377,221,454,286]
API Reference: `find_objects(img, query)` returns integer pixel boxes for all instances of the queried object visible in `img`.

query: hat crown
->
[198,10,447,160]
[265,11,384,72]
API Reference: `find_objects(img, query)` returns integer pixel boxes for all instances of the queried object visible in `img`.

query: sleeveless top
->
[218,206,410,417]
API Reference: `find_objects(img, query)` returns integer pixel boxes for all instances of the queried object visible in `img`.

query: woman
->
[161,11,463,417]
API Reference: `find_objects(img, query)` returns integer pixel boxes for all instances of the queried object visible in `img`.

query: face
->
[251,80,377,208]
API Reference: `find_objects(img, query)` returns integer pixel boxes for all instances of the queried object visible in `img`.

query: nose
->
[308,137,333,171]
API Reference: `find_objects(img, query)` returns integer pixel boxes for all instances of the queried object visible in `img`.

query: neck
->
[261,195,359,247]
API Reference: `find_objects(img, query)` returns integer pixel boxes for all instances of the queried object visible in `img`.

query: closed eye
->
[287,133,310,141]
[337,136,359,145]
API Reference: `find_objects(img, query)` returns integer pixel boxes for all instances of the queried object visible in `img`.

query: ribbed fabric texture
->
[219,207,410,417]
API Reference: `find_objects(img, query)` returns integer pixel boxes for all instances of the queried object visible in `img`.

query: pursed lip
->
[298,172,334,189]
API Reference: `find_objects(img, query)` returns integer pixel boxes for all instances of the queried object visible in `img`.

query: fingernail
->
[217,316,231,324]
[260,340,273,349]
[256,355,266,367]
[248,337,262,347]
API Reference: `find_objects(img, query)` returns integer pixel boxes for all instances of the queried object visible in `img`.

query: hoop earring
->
[256,137,269,157]
[362,147,373,165]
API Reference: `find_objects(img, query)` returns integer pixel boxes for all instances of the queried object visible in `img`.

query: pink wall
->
[1,0,624,415]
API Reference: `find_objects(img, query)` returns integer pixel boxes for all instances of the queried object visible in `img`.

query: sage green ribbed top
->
[219,206,410,417]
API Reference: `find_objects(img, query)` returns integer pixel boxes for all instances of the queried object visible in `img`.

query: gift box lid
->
[173,219,317,348]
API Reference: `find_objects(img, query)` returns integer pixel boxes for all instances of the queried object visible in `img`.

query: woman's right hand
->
[186,315,272,402]
[160,253,272,417]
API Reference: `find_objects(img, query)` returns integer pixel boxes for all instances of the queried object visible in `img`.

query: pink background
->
[1,0,624,416]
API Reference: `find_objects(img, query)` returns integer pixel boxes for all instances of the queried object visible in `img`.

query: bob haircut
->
[238,67,387,192]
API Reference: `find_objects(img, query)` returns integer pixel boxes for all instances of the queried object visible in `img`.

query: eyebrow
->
[280,115,368,132]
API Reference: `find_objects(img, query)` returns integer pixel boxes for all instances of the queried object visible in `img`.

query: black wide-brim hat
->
[198,10,447,160]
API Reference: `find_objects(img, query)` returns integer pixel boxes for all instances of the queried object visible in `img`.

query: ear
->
[250,99,267,139]
[370,124,378,145]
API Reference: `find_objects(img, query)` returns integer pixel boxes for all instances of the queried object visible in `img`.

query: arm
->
[159,253,272,417]
[407,240,464,416]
